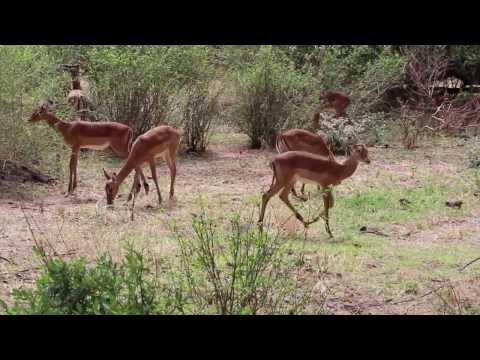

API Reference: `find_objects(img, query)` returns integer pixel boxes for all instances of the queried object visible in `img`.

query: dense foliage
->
[2,45,480,172]
[3,212,308,315]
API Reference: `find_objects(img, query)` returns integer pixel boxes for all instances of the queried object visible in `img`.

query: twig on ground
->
[0,256,14,265]
[459,256,480,272]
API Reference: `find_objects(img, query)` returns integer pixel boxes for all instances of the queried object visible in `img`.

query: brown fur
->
[103,125,180,220]
[276,128,334,199]
[61,63,90,119]
[259,144,370,236]
[319,91,351,118]
[276,128,333,159]
[28,103,147,196]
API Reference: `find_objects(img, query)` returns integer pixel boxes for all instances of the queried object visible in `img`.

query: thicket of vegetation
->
[2,45,480,172]
[2,45,480,315]
[2,212,312,315]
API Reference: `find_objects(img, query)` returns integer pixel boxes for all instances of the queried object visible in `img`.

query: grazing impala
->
[103,125,180,220]
[28,100,148,196]
[276,124,335,199]
[259,144,371,237]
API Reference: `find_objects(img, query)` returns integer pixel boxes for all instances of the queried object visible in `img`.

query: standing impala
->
[259,144,371,237]
[59,63,91,119]
[276,117,335,199]
[103,125,180,220]
[28,100,149,196]
[318,91,351,118]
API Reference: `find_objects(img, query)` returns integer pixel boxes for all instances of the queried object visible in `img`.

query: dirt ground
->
[1,131,480,314]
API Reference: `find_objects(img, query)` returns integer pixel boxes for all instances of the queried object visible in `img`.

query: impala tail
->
[275,132,290,154]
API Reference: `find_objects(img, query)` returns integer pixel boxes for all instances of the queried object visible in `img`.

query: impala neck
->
[114,157,138,190]
[339,154,360,181]
[72,78,82,90]
[42,113,70,134]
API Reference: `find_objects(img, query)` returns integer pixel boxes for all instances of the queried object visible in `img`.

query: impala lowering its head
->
[28,99,148,197]
[103,125,180,220]
[259,144,371,237]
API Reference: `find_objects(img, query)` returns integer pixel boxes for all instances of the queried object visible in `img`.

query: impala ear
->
[103,168,111,180]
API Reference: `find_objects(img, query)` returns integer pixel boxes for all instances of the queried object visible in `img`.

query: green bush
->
[173,211,309,315]
[319,112,388,154]
[86,46,214,138]
[181,82,223,153]
[2,210,310,315]
[232,46,315,148]
[302,45,406,115]
[0,46,66,173]
[4,244,160,315]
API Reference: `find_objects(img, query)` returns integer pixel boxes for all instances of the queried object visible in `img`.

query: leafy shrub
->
[4,244,160,315]
[2,211,310,315]
[352,50,406,114]
[173,211,309,315]
[181,82,223,153]
[86,46,213,137]
[0,46,66,173]
[319,112,387,154]
[232,46,315,148]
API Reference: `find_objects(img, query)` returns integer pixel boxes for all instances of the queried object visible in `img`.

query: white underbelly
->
[155,150,167,160]
[81,143,110,150]
[294,175,321,185]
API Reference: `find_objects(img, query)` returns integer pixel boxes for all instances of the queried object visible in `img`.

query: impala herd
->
[28,90,369,237]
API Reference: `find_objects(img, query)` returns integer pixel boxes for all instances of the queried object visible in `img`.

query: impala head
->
[103,168,119,205]
[350,144,371,164]
[28,99,54,123]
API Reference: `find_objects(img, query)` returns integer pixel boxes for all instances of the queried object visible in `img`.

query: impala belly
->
[154,150,168,160]
[80,137,111,151]
[82,143,110,150]
[294,169,328,186]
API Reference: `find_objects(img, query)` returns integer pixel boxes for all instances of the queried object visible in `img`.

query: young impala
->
[59,63,91,119]
[103,125,180,220]
[28,99,148,197]
[276,122,335,199]
[258,144,371,237]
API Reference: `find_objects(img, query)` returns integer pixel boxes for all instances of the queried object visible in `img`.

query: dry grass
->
[1,129,480,314]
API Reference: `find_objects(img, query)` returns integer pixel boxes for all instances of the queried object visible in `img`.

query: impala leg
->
[138,169,149,195]
[66,146,79,196]
[300,183,306,196]
[127,168,143,202]
[130,171,141,221]
[166,153,176,200]
[291,183,308,202]
[72,149,79,191]
[258,182,284,225]
[279,183,307,226]
[149,159,162,205]
[322,188,334,237]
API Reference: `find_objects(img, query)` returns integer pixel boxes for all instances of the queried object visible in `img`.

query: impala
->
[28,99,148,197]
[319,91,351,118]
[276,123,335,199]
[259,144,371,237]
[59,63,90,119]
[103,125,180,220]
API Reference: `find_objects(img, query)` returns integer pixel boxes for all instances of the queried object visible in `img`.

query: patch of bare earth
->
[1,134,480,314]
